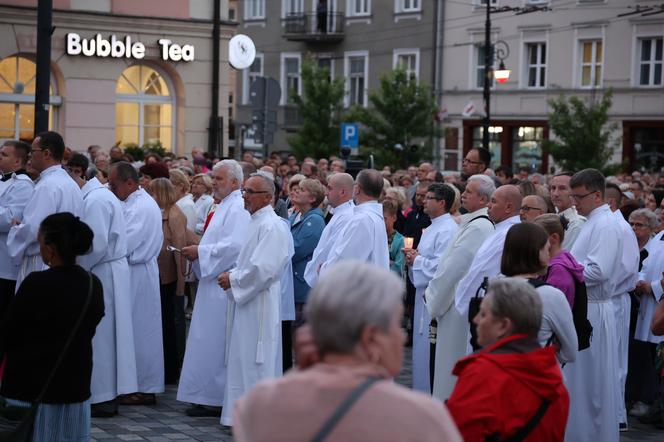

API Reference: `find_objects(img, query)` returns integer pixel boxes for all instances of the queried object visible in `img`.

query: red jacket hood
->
[453,334,565,401]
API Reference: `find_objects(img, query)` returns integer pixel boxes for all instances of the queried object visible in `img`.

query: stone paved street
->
[92,348,662,441]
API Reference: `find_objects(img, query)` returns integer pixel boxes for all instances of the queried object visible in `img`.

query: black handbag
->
[468,276,489,351]
[0,272,94,442]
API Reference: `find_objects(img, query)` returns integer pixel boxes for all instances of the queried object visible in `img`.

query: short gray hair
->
[630,208,658,230]
[250,172,276,195]
[467,174,496,200]
[486,278,542,337]
[305,261,404,355]
[214,159,243,183]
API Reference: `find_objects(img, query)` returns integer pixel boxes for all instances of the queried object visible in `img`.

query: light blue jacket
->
[289,208,325,303]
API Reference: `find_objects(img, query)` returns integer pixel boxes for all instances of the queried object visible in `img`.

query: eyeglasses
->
[520,206,544,213]
[462,158,483,165]
[241,188,269,195]
[629,221,647,228]
[570,191,597,201]
[29,148,45,155]
[424,196,441,201]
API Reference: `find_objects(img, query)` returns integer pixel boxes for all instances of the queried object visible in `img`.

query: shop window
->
[115,65,174,150]
[512,126,544,172]
[472,126,502,167]
[634,127,664,171]
[0,56,58,141]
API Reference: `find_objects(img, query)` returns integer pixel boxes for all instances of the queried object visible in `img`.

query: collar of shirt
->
[430,212,452,226]
[1,168,27,181]
[587,203,610,221]
[251,204,274,219]
[332,199,354,216]
[355,200,382,216]
[495,215,521,233]
[81,176,103,197]
[459,206,489,227]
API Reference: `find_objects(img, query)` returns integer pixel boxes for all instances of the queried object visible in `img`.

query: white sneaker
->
[629,401,650,417]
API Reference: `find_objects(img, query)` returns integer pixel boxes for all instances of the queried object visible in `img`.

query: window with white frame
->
[347,0,370,16]
[580,40,602,88]
[283,0,304,16]
[475,0,498,6]
[526,43,546,88]
[317,57,334,82]
[474,44,496,88]
[393,49,419,81]
[243,54,263,104]
[345,52,368,107]
[281,54,301,104]
[638,37,663,87]
[245,0,265,19]
[396,0,421,13]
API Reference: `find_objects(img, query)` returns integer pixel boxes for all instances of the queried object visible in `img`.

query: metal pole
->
[208,0,221,156]
[34,0,52,135]
[482,1,491,152]
[431,0,443,170]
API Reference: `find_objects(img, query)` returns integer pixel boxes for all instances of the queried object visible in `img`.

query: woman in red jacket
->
[447,277,570,442]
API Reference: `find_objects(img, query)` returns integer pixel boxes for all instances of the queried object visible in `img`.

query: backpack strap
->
[502,399,550,442]
[470,214,494,226]
[309,376,381,442]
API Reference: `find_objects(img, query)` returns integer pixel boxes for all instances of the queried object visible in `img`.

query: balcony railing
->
[284,12,344,42]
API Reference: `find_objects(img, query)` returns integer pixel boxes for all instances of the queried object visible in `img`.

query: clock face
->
[229,34,256,70]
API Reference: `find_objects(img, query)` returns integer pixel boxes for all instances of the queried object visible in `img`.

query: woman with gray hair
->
[447,278,570,442]
[232,261,462,442]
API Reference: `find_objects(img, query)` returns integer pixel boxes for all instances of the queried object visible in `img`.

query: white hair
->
[630,208,658,230]
[250,171,276,195]
[305,261,404,355]
[214,159,243,183]
[468,174,496,200]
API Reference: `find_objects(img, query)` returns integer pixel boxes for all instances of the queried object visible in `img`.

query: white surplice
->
[454,215,520,315]
[278,217,296,322]
[425,207,494,401]
[410,213,458,393]
[194,194,214,235]
[304,200,354,288]
[220,205,290,427]
[610,209,639,425]
[122,187,164,394]
[635,231,664,345]
[176,193,198,232]
[565,204,623,442]
[8,165,82,287]
[319,201,389,274]
[560,206,586,251]
[0,173,33,282]
[177,190,250,406]
[78,178,138,403]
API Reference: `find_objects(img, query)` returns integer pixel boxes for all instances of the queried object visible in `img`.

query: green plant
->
[543,89,619,173]
[123,143,144,161]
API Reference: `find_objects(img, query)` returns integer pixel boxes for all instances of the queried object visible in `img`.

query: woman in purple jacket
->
[534,214,584,308]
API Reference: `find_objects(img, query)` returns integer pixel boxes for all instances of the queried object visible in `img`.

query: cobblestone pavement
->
[92,348,661,441]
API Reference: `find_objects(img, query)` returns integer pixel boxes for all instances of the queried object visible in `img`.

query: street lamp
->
[494,61,511,84]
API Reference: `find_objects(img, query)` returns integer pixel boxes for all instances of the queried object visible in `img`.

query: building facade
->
[0,0,236,157]
[235,0,442,156]
[441,0,664,173]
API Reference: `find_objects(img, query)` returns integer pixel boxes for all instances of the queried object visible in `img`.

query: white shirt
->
[411,213,458,289]
[304,199,354,287]
[560,206,586,251]
[0,172,33,280]
[635,232,664,344]
[455,215,521,314]
[194,194,215,235]
[176,193,198,233]
[612,209,639,297]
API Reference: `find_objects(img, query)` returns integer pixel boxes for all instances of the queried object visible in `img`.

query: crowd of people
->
[0,131,663,441]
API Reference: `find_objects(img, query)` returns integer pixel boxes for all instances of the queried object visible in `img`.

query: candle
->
[404,237,414,249]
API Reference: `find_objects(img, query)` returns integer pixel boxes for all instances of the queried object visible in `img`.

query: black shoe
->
[91,400,118,418]
[619,422,628,432]
[185,404,222,417]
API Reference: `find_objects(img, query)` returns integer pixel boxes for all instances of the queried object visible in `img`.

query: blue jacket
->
[289,208,325,303]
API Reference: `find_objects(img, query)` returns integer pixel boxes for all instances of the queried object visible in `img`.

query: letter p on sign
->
[341,123,359,151]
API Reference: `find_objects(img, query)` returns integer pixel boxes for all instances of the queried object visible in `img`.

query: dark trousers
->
[174,295,186,369]
[626,293,659,404]
[0,278,16,320]
[160,282,180,384]
[282,321,293,372]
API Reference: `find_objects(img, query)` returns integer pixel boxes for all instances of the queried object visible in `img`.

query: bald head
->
[327,173,354,207]
[329,172,354,190]
[520,194,549,222]
[488,184,522,223]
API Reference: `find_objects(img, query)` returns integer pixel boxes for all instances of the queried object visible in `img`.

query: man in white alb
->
[550,172,585,250]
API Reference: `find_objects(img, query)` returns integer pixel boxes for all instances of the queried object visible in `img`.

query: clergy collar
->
[1,168,27,181]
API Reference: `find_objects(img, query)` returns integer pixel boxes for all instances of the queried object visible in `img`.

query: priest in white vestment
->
[565,169,624,442]
[605,184,639,428]
[303,173,355,287]
[550,173,586,250]
[454,184,522,316]
[404,183,458,392]
[320,169,389,273]
[8,132,82,288]
[425,175,495,401]
[0,141,33,306]
[218,174,290,427]
[65,154,138,415]
[177,160,250,416]
[108,162,164,403]
[635,231,664,345]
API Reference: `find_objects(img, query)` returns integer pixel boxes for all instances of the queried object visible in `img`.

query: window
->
[393,49,419,81]
[115,65,174,150]
[472,126,502,167]
[347,0,370,16]
[317,57,334,82]
[345,52,368,107]
[283,0,303,16]
[526,43,546,88]
[580,40,602,88]
[281,53,301,104]
[229,8,236,20]
[512,126,544,172]
[397,0,420,12]
[243,54,264,104]
[245,0,265,19]
[638,38,663,87]
[474,44,496,88]
[0,56,58,141]
[475,0,498,5]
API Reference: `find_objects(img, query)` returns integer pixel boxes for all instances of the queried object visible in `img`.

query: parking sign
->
[341,123,359,155]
